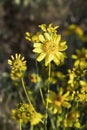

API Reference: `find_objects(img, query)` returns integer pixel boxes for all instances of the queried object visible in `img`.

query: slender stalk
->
[30,125,34,130]
[45,63,51,130]
[19,121,22,130]
[35,60,45,105]
[21,78,35,112]
[21,78,31,104]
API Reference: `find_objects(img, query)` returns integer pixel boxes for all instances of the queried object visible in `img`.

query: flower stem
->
[21,78,35,111]
[35,60,45,105]
[30,125,34,130]
[45,63,51,130]
[19,121,22,130]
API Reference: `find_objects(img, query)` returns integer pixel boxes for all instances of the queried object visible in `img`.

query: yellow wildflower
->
[68,68,77,88]
[65,24,83,38]
[25,24,67,66]
[63,111,80,128]
[47,88,71,114]
[30,111,43,125]
[29,73,41,83]
[80,80,87,93]
[76,91,87,103]
[11,103,43,125]
[8,54,27,80]
[33,32,67,66]
[72,48,87,69]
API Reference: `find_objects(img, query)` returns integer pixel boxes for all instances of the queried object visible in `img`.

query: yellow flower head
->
[47,88,71,114]
[8,54,27,80]
[63,111,80,128]
[72,48,87,69]
[29,73,41,83]
[11,103,43,125]
[33,31,67,66]
[25,24,67,66]
[65,24,83,37]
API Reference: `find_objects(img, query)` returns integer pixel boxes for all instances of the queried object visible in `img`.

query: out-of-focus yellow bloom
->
[76,91,87,103]
[29,73,41,83]
[47,88,71,114]
[11,103,43,125]
[45,71,65,84]
[80,80,87,93]
[63,111,80,128]
[68,68,77,88]
[65,24,83,38]
[72,48,87,69]
[30,111,43,125]
[25,24,67,66]
[8,54,27,80]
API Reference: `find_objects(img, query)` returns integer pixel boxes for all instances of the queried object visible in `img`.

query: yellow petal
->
[37,53,46,61]
[44,33,50,40]
[53,55,60,65]
[45,54,53,66]
[33,48,43,53]
[58,41,67,51]
[33,43,42,47]
[39,34,45,42]
[8,60,12,65]
[63,102,71,108]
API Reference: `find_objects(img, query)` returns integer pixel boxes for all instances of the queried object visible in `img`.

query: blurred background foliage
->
[0,0,87,130]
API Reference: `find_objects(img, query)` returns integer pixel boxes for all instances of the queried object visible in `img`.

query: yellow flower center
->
[43,41,58,54]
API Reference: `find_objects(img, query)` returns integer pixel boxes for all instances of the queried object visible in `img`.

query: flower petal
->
[33,43,42,47]
[37,53,46,61]
[39,34,45,42]
[33,48,43,53]
[45,54,54,66]
[58,41,67,51]
[53,55,60,65]
[44,33,51,40]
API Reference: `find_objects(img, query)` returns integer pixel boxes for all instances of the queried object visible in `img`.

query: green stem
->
[21,78,35,112]
[30,125,34,130]
[19,121,22,130]
[45,63,51,130]
[21,78,31,104]
[35,60,45,105]
[39,87,45,105]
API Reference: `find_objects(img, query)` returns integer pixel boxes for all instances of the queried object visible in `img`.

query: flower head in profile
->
[47,88,71,114]
[25,24,67,66]
[8,54,27,80]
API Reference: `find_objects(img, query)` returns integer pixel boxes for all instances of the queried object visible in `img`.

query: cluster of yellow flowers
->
[8,24,87,130]
[11,103,43,125]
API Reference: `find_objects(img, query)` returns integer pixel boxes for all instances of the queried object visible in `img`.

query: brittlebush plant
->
[8,24,87,130]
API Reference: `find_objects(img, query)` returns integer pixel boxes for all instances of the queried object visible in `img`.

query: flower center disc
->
[43,41,58,54]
